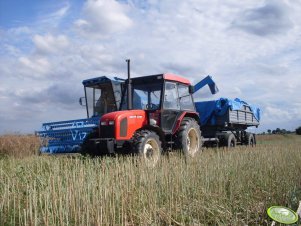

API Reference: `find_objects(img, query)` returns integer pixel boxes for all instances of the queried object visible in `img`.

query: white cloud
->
[7,26,31,35]
[264,105,293,122]
[232,0,293,36]
[38,2,71,28]
[3,44,22,56]
[75,0,133,37]
[33,34,69,54]
[19,56,51,77]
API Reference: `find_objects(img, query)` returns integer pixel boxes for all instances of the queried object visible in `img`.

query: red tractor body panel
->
[163,73,191,85]
[172,111,199,134]
[100,110,148,140]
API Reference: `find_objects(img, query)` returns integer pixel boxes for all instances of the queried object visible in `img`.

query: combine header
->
[38,117,99,153]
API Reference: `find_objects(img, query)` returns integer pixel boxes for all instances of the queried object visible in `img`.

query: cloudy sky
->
[0,0,301,134]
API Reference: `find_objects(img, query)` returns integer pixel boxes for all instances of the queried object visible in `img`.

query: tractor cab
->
[81,76,123,118]
[120,73,196,133]
[36,76,123,154]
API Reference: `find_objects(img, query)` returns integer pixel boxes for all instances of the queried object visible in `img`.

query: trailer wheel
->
[176,118,202,157]
[224,133,236,148]
[133,130,162,167]
[246,133,255,147]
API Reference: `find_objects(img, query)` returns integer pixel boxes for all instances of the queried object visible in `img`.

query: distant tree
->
[296,126,301,135]
[281,129,287,134]
[272,130,276,134]
[276,128,281,134]
[267,129,271,134]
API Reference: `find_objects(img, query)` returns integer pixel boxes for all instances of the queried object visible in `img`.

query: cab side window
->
[163,82,179,110]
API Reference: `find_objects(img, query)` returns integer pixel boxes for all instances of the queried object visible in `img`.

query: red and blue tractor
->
[37,60,260,165]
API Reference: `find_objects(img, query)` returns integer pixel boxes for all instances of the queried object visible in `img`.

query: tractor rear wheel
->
[132,130,162,167]
[246,133,255,147]
[176,118,202,158]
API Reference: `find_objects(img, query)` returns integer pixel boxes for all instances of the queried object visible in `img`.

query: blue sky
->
[0,0,301,134]
[0,0,79,27]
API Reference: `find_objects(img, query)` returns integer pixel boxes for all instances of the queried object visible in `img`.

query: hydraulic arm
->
[193,75,219,95]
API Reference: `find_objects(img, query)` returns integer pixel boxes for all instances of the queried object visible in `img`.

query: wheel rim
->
[186,128,199,156]
[143,138,160,166]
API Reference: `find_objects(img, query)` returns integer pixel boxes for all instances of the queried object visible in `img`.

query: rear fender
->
[172,112,199,134]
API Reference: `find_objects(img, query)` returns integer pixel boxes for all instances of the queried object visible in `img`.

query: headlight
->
[108,121,114,125]
[101,121,107,126]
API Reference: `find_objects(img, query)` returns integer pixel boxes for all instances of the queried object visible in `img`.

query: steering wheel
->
[146,103,158,110]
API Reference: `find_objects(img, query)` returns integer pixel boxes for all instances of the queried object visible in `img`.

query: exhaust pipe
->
[126,59,132,110]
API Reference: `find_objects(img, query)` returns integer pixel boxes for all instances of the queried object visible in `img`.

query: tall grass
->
[0,135,300,225]
[0,134,39,158]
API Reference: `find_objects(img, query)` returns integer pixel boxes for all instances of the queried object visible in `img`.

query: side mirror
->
[79,97,86,106]
[189,85,194,94]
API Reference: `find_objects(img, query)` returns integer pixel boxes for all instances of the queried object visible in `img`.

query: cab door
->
[161,82,181,133]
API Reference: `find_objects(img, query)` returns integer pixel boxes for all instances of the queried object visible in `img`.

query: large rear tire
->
[132,130,162,167]
[176,118,202,158]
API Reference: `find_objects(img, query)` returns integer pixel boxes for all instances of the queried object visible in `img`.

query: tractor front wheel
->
[176,118,202,158]
[132,130,162,167]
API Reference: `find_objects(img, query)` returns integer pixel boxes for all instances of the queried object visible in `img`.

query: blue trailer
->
[195,97,260,147]
[193,76,260,148]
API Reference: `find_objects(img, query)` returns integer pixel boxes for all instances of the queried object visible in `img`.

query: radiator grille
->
[99,125,115,138]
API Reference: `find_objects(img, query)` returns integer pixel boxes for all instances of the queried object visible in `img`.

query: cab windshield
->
[85,83,120,117]
[121,82,162,110]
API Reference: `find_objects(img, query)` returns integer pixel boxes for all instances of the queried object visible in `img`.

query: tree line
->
[296,126,301,135]
[261,127,301,135]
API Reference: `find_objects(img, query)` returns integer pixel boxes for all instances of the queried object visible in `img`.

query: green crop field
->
[0,134,300,225]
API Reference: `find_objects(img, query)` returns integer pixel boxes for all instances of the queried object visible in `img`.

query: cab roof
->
[129,73,191,85]
[163,73,191,85]
[82,76,122,87]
